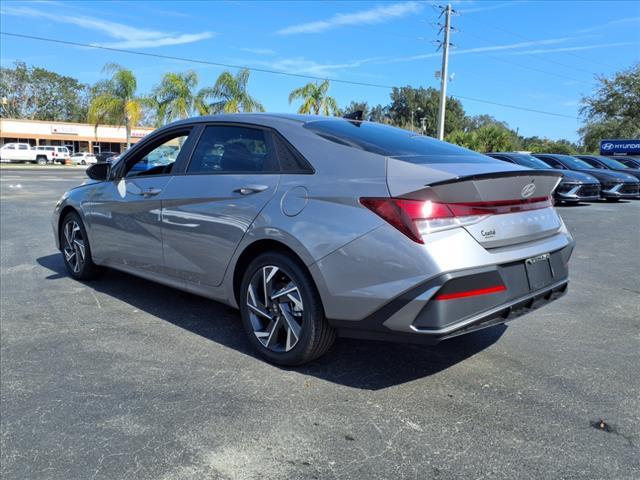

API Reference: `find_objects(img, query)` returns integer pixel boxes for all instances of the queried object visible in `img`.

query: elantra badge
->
[521,183,536,198]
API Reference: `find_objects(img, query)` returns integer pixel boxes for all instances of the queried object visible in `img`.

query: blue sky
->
[1,0,639,141]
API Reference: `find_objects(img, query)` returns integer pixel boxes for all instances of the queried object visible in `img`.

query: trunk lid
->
[387,157,563,248]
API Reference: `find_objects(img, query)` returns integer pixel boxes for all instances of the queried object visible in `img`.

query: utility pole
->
[436,4,453,141]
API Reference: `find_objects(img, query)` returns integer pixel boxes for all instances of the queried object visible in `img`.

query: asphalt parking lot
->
[1,168,639,480]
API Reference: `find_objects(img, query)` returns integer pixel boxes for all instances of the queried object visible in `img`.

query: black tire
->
[239,251,335,366]
[36,156,47,165]
[605,198,620,202]
[60,212,101,280]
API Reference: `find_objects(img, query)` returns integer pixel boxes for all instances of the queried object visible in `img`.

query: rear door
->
[16,144,32,161]
[88,127,196,273]
[160,124,280,286]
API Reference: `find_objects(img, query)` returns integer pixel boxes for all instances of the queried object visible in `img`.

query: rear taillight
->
[359,196,553,244]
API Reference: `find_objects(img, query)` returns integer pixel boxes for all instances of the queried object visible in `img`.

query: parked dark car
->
[574,155,640,182]
[532,153,640,201]
[486,152,600,203]
[94,151,119,163]
[612,156,640,169]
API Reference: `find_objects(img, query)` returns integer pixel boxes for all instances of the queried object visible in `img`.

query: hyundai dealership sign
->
[600,139,640,155]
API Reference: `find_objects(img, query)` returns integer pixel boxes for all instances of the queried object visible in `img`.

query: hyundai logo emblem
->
[601,142,614,151]
[521,183,536,198]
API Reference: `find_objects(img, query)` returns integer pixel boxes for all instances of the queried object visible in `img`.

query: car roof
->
[157,113,362,130]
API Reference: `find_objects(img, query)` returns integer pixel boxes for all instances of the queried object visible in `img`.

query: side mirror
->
[86,162,111,181]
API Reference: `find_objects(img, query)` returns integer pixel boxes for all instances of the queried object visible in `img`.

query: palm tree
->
[288,80,339,116]
[148,71,199,126]
[196,69,264,114]
[88,63,142,149]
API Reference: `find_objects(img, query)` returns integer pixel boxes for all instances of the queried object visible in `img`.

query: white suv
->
[35,146,71,164]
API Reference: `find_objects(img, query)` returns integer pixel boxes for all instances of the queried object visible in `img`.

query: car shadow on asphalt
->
[38,253,506,390]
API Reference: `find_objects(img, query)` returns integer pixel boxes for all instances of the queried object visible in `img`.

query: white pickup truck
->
[0,143,70,164]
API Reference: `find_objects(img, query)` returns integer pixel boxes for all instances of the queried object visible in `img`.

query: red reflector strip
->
[435,285,507,301]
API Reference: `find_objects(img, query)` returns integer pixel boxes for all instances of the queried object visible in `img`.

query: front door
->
[160,124,280,286]
[87,129,193,274]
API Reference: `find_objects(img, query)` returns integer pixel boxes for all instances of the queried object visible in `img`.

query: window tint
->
[509,153,553,169]
[18,144,28,150]
[126,133,189,178]
[595,156,629,169]
[553,155,594,169]
[488,155,512,162]
[272,133,313,172]
[304,120,494,164]
[534,156,561,169]
[188,125,278,173]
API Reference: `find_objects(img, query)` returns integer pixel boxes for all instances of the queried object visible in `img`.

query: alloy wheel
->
[62,220,86,273]
[246,265,304,353]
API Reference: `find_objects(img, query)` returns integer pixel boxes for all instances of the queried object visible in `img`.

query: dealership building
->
[0,118,154,154]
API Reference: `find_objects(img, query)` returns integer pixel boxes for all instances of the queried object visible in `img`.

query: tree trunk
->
[125,114,131,150]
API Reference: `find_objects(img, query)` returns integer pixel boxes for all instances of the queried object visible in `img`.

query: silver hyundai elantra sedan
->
[53,114,574,365]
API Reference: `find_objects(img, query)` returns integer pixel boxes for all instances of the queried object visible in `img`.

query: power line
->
[0,31,578,120]
[460,14,620,71]
[461,30,597,78]
[468,48,592,85]
[454,94,578,119]
[0,32,397,90]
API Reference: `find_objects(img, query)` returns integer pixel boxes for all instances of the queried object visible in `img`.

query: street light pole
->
[436,4,452,140]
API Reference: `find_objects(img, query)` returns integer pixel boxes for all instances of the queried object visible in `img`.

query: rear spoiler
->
[426,169,562,188]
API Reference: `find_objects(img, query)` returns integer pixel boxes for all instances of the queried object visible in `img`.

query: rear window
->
[510,153,553,169]
[303,120,494,164]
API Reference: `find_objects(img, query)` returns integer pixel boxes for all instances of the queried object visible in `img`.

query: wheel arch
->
[231,238,317,308]
[57,205,80,248]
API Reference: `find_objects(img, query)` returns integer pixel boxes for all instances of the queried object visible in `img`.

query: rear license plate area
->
[525,253,553,291]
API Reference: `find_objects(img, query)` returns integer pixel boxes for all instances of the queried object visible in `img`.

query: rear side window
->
[272,133,314,173]
[188,125,278,174]
[303,120,494,164]
[18,144,29,150]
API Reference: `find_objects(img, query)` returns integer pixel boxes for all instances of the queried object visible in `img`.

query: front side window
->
[125,133,189,178]
[187,125,277,174]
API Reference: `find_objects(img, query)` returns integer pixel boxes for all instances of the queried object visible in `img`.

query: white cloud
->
[384,36,578,63]
[239,48,277,56]
[247,56,383,77]
[504,42,638,56]
[577,16,640,34]
[457,1,527,14]
[0,5,215,49]
[276,1,422,35]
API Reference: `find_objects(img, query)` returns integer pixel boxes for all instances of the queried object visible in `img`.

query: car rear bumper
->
[329,244,572,344]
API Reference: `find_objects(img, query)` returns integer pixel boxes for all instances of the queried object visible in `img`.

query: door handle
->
[140,187,162,197]
[233,185,269,195]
